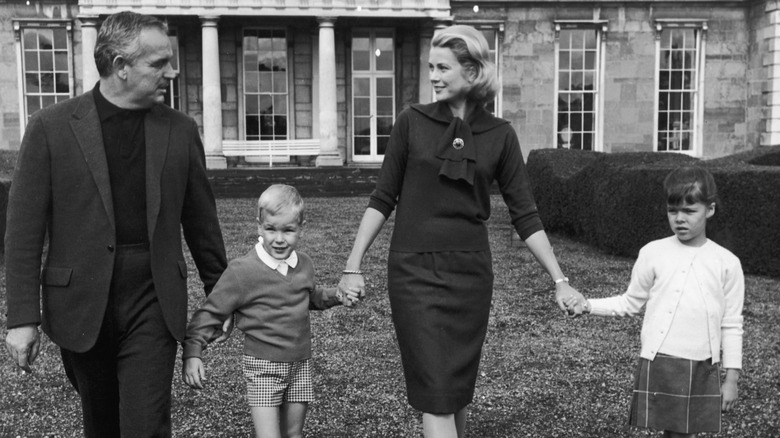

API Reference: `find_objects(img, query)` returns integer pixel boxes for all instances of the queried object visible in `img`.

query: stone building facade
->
[0,0,777,168]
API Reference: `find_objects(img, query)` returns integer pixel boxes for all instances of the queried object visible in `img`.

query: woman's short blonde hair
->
[432,25,498,105]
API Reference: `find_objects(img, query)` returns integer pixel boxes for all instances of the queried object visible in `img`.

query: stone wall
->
[454,2,758,158]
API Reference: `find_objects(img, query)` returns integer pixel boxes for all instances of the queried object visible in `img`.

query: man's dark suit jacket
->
[5,90,228,352]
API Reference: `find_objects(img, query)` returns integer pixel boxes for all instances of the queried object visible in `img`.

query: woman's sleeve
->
[367,110,410,218]
[495,128,544,240]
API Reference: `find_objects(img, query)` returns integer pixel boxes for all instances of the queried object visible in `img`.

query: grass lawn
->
[1,196,779,437]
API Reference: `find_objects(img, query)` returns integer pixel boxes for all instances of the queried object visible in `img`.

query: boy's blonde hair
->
[257,184,304,224]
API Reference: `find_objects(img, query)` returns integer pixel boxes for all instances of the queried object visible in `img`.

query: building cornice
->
[78,0,451,18]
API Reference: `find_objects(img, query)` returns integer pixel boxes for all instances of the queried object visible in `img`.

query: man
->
[4,11,228,437]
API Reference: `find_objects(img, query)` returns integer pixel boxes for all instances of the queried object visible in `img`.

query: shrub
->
[527,147,780,277]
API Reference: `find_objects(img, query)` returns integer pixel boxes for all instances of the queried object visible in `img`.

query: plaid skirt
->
[629,354,721,434]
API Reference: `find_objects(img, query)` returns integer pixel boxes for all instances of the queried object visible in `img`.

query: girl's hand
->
[183,357,206,390]
[722,371,739,411]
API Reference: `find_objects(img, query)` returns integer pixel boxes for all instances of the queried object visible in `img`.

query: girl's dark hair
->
[664,166,718,206]
[431,25,498,104]
[94,11,168,78]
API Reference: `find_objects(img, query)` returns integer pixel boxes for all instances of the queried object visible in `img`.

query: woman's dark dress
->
[368,101,543,413]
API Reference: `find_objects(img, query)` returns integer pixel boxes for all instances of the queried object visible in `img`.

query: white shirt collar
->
[255,243,298,275]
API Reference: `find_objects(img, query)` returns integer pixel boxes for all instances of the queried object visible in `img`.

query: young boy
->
[183,184,359,438]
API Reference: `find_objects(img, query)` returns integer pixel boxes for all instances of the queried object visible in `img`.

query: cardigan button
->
[107,245,115,252]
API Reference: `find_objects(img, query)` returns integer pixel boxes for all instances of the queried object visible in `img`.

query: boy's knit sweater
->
[183,248,340,362]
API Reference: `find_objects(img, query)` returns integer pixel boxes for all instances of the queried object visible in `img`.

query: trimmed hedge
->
[527,147,780,277]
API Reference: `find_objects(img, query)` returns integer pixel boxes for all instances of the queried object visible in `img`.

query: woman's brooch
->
[452,138,465,150]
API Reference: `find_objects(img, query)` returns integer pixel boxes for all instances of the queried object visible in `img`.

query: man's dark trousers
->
[61,244,177,438]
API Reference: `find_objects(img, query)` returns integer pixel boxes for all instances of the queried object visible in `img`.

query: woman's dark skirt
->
[388,250,493,414]
[629,354,721,434]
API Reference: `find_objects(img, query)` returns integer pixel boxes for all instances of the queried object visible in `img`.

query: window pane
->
[245,72,259,93]
[40,51,53,71]
[354,97,370,116]
[55,73,69,93]
[375,36,394,71]
[354,136,370,155]
[376,97,394,116]
[25,52,39,71]
[245,95,258,115]
[273,95,287,114]
[354,78,370,97]
[376,78,393,97]
[55,52,68,71]
[376,116,393,136]
[272,71,287,93]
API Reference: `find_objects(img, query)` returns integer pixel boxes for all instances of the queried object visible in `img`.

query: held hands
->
[338,272,366,308]
[555,282,588,317]
[5,324,41,373]
[183,357,206,389]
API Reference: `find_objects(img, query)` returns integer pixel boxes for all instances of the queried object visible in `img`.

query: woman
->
[339,25,585,438]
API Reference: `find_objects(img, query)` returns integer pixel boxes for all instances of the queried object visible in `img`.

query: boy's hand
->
[336,287,362,308]
[183,357,206,389]
[722,369,739,411]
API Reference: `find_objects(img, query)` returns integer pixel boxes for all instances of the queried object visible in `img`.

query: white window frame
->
[553,20,607,151]
[351,28,396,163]
[14,19,74,136]
[653,19,707,156]
[239,27,291,142]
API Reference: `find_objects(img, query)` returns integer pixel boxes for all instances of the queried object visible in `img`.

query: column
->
[201,16,227,169]
[315,17,343,166]
[763,2,780,146]
[418,26,434,104]
[79,15,100,93]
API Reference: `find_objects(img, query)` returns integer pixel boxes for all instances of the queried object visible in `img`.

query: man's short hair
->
[94,11,168,78]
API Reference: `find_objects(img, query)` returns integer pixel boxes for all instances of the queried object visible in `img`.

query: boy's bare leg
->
[280,402,308,438]
[251,406,281,438]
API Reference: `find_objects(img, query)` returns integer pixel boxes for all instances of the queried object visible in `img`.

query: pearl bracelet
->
[343,270,364,275]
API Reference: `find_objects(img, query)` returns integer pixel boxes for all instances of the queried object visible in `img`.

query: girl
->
[570,166,744,437]
[339,25,585,438]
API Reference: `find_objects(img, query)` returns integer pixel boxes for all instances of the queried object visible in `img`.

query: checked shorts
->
[242,355,314,407]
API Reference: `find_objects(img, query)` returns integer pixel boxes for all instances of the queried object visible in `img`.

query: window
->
[351,29,395,162]
[554,22,606,151]
[15,20,73,125]
[243,29,288,141]
[655,20,706,155]
[163,29,181,110]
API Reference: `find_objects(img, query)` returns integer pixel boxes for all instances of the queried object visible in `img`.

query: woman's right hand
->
[338,273,366,307]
